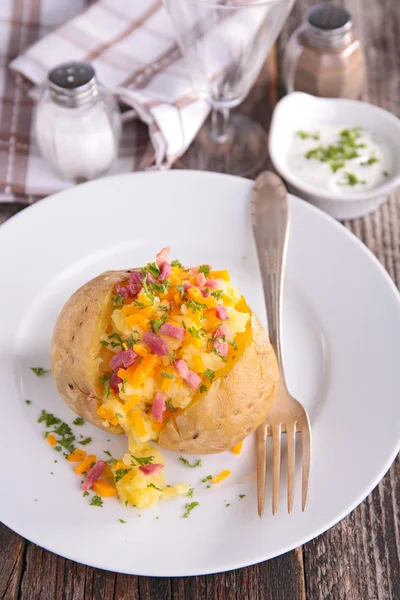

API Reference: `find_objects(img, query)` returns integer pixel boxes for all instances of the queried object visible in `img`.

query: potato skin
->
[51,271,278,451]
[157,314,279,454]
[51,270,132,433]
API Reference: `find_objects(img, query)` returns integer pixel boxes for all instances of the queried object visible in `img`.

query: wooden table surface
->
[1,0,399,598]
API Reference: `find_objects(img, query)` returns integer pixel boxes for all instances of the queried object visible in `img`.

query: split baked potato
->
[51,249,278,506]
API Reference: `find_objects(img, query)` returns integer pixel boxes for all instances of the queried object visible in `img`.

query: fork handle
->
[251,172,290,389]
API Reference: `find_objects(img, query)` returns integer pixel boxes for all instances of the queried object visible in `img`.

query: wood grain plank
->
[0,526,25,600]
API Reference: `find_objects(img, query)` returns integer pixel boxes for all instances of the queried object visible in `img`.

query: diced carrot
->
[209,270,230,281]
[174,293,182,305]
[188,287,205,303]
[161,377,172,392]
[234,296,250,313]
[118,368,128,379]
[133,344,147,357]
[67,448,87,462]
[96,406,119,426]
[152,420,166,432]
[130,409,147,437]
[123,395,141,412]
[114,460,127,471]
[222,294,234,306]
[130,354,159,387]
[92,479,117,497]
[212,469,231,484]
[202,296,217,310]
[124,313,150,328]
[231,441,243,455]
[46,434,57,447]
[190,337,203,349]
[74,455,97,475]
[192,354,204,373]
[204,310,221,330]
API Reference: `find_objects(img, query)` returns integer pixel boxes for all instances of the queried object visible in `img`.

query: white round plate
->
[0,171,399,576]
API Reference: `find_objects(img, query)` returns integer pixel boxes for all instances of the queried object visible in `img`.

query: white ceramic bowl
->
[269,92,400,220]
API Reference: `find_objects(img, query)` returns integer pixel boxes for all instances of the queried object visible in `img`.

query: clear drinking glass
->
[165,0,294,176]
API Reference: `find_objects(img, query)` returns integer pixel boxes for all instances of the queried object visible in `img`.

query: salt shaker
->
[34,62,121,181]
[283,3,365,99]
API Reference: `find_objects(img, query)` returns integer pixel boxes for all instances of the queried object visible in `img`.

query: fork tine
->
[301,416,312,511]
[272,424,282,515]
[286,422,296,513]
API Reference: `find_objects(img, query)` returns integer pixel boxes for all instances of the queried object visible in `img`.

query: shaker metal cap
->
[48,62,99,108]
[305,3,353,48]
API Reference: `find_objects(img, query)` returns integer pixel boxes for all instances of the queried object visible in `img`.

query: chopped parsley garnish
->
[210,346,227,363]
[100,340,109,348]
[167,399,176,412]
[187,325,201,338]
[296,130,320,140]
[104,450,112,457]
[198,265,210,276]
[73,417,84,426]
[126,332,140,347]
[120,378,128,394]
[112,293,125,309]
[124,500,128,507]
[228,339,237,351]
[167,351,176,363]
[150,315,168,333]
[187,299,207,312]
[383,171,390,177]
[108,332,124,348]
[187,487,194,498]
[204,369,215,383]
[99,373,112,397]
[107,457,117,465]
[83,491,89,498]
[199,384,208,393]
[161,371,175,379]
[361,156,379,166]
[115,467,131,482]
[144,262,160,279]
[202,475,212,483]
[338,171,366,187]
[305,127,367,173]
[148,281,170,294]
[54,446,62,452]
[171,259,183,268]
[115,413,123,419]
[147,483,162,492]
[131,455,154,466]
[176,284,185,296]
[25,400,32,405]
[90,495,103,507]
[239,494,246,499]
[30,367,50,377]
[225,503,231,508]
[210,289,223,300]
[183,502,199,518]
[79,437,92,446]
[118,519,127,523]
[179,456,202,468]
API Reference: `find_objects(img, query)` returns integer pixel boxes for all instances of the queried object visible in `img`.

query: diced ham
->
[142,331,169,356]
[189,265,211,276]
[201,288,210,298]
[115,271,143,298]
[174,358,189,379]
[159,322,186,340]
[152,391,167,423]
[214,340,228,358]
[139,463,164,476]
[109,349,137,371]
[82,460,106,491]
[205,278,222,289]
[146,272,157,284]
[156,247,171,267]
[185,371,202,389]
[215,304,228,320]
[174,358,201,389]
[183,281,193,292]
[216,324,231,339]
[159,261,172,281]
[196,272,206,287]
[110,372,122,394]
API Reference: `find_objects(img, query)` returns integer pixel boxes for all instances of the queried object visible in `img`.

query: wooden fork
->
[251,171,312,517]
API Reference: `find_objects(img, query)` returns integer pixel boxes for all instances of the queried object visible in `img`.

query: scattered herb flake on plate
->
[179,456,202,468]
[183,502,199,518]
[30,367,50,377]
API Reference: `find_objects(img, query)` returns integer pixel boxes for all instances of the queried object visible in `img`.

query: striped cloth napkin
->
[1,0,209,203]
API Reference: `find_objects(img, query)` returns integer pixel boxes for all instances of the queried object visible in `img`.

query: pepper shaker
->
[283,3,365,99]
[34,61,121,181]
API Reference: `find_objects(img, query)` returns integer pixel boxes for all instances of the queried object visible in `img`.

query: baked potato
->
[51,248,278,506]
